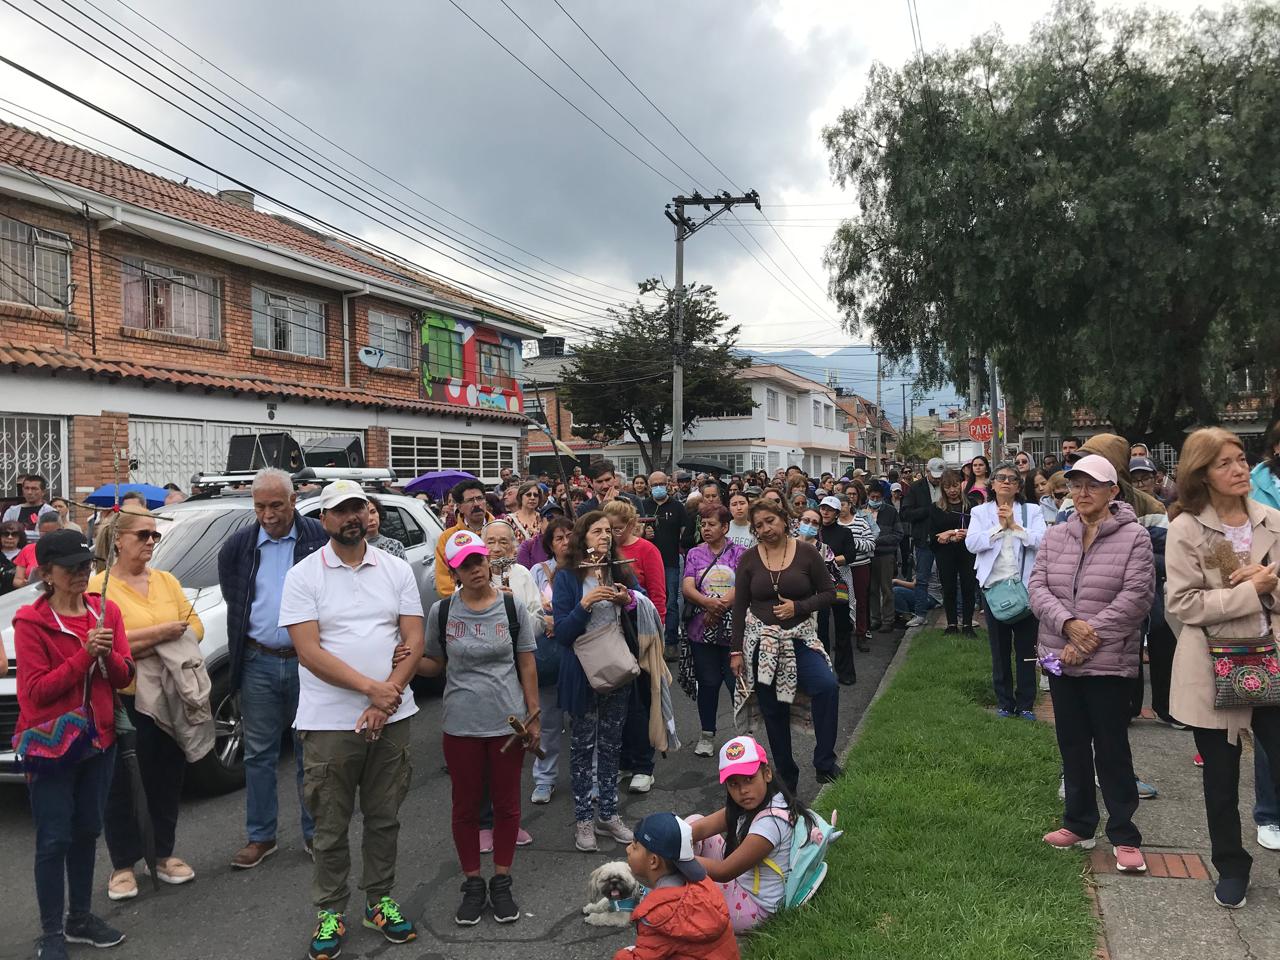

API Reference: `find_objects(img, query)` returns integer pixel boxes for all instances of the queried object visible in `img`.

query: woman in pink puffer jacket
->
[1027,454,1155,874]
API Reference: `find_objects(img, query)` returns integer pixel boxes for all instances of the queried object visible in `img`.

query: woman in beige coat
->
[1167,427,1280,910]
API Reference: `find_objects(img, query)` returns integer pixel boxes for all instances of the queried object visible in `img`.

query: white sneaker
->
[906,615,926,628]
[694,733,715,757]
[628,773,654,793]
[1258,824,1280,851]
[595,816,635,843]
[574,821,598,852]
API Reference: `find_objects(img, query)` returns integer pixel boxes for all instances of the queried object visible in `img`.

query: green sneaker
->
[364,896,416,944]
[308,910,345,960]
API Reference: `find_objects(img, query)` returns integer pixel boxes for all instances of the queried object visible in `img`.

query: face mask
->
[651,485,668,501]
[868,498,882,509]
[797,522,819,538]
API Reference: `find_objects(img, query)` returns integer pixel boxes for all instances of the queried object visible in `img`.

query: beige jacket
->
[1166,501,1280,744]
[133,627,215,762]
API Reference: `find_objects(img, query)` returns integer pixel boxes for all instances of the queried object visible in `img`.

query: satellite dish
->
[357,346,392,369]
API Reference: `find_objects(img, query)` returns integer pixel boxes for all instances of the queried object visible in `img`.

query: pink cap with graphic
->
[718,735,769,783]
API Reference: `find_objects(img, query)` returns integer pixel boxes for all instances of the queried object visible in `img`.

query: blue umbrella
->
[85,483,169,510]
[403,470,477,498]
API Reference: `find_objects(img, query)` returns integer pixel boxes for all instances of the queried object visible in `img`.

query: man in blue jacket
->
[218,467,328,870]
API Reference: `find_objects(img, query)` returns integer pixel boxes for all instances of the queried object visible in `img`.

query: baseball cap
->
[819,495,842,512]
[1064,454,1118,486]
[675,471,692,482]
[890,482,902,493]
[718,735,769,783]
[444,529,489,569]
[927,457,945,479]
[318,479,369,511]
[36,528,93,568]
[1128,456,1156,476]
[632,813,707,882]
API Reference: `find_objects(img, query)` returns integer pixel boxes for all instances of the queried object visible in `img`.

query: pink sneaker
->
[1193,753,1204,768]
[1114,846,1147,873]
[479,829,494,855]
[516,828,533,847]
[1043,828,1096,850]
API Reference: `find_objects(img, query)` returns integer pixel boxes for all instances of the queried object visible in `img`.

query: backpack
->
[750,806,843,910]
[436,593,520,662]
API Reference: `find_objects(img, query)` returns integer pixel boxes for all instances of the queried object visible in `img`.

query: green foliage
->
[895,427,943,464]
[745,630,1096,960]
[824,0,1280,444]
[557,279,754,471]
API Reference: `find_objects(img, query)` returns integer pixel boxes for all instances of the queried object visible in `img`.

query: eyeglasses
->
[0,530,18,537]
[1067,479,1111,493]
[993,475,1019,484]
[131,530,163,543]
[460,495,487,506]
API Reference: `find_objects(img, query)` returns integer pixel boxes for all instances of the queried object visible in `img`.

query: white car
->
[0,486,445,791]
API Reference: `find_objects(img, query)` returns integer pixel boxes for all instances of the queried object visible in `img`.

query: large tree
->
[556,279,754,471]
[824,0,1280,444]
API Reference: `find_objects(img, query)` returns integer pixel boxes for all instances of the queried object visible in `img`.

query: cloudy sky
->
[0,0,1228,393]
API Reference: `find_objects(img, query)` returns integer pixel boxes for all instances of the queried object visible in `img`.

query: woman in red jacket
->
[14,530,134,958]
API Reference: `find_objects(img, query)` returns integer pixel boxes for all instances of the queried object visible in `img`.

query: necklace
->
[760,540,791,598]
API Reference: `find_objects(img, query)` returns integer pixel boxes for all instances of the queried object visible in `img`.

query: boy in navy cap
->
[614,813,739,960]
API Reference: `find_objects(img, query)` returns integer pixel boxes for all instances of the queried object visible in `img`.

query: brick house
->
[0,122,542,508]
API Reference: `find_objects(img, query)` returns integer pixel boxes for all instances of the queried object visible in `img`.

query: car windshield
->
[150,506,257,588]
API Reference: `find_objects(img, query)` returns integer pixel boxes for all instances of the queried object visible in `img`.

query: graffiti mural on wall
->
[420,310,523,414]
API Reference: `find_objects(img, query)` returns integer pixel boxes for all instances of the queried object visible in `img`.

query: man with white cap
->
[279,479,425,960]
[900,457,947,625]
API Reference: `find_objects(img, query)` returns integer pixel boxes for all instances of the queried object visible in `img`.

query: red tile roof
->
[0,121,539,331]
[0,338,525,424]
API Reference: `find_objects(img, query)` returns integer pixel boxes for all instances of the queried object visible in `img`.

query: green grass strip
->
[744,629,1098,960]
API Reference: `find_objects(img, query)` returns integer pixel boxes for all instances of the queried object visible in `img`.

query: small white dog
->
[582,861,646,927]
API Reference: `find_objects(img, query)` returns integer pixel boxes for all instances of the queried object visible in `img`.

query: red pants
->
[442,733,524,873]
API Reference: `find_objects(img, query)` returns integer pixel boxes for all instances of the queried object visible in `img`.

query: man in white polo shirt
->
[278,479,424,960]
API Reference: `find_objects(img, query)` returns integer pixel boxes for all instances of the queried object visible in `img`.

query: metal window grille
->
[0,216,69,309]
[0,415,66,496]
[252,288,324,357]
[389,431,515,485]
[127,419,348,487]
[122,259,220,340]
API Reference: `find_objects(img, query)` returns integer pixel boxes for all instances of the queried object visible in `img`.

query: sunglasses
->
[131,530,163,543]
[0,530,19,537]
[993,475,1019,484]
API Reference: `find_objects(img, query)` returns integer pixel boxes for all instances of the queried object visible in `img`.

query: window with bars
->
[478,340,516,388]
[252,287,325,357]
[123,259,221,340]
[427,325,464,379]
[766,390,779,420]
[0,216,70,309]
[368,310,414,369]
[751,453,766,472]
[389,432,516,484]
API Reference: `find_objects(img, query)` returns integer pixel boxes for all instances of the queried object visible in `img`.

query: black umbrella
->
[114,704,159,891]
[676,457,732,476]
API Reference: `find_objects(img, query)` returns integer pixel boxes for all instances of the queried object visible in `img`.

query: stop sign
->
[968,416,994,443]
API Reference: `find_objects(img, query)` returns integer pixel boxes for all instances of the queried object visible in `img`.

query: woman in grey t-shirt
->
[414,529,539,927]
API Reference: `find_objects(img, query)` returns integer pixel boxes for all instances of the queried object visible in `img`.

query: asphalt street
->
[0,631,901,960]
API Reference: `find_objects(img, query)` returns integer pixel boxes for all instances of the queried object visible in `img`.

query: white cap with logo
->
[318,479,370,511]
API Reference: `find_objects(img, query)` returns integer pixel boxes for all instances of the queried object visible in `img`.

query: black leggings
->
[103,697,186,869]
[934,545,977,626]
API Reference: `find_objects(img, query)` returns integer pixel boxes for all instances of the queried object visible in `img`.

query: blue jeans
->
[894,586,940,616]
[691,642,735,734]
[1255,739,1280,827]
[241,647,314,843]
[30,745,115,936]
[532,700,565,788]
[912,545,935,616]
[755,640,839,793]
[663,563,681,647]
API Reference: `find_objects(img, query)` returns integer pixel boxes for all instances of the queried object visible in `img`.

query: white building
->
[604,364,851,479]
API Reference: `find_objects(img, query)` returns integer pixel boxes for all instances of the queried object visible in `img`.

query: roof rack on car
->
[190,467,399,493]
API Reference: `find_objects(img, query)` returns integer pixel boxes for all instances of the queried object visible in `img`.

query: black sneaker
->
[943,624,959,634]
[36,936,68,960]
[455,876,488,926]
[489,874,520,923]
[64,914,125,948]
[1214,876,1248,909]
[816,763,845,785]
[962,625,978,637]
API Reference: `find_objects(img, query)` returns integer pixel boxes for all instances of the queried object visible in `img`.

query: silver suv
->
[0,485,444,792]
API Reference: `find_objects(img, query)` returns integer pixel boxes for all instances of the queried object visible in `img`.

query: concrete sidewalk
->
[1038,694,1280,960]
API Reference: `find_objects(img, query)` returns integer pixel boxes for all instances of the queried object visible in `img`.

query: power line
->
[442,0,683,192]
[93,0,649,302]
[11,0,634,323]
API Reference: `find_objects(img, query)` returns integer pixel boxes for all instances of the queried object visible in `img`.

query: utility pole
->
[874,350,883,470]
[665,190,760,471]
[62,281,77,348]
[901,382,908,434]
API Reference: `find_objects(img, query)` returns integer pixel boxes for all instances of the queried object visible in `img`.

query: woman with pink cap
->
[685,734,818,932]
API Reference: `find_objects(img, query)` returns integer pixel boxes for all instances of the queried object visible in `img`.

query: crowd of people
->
[9,424,1280,957]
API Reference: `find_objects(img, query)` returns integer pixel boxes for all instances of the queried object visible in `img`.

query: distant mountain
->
[741,346,964,427]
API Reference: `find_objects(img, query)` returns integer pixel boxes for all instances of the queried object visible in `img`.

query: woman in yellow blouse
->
[88,507,204,902]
